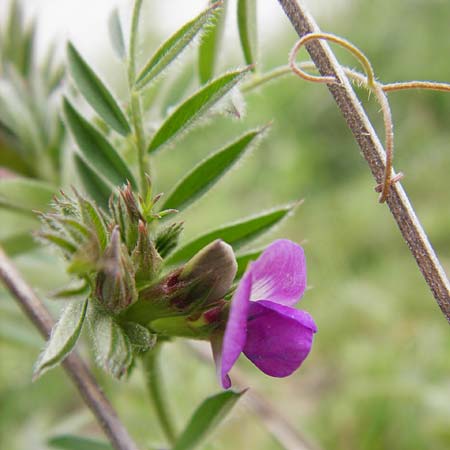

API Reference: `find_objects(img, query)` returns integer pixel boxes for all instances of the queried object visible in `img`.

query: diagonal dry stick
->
[0,247,140,450]
[277,0,450,322]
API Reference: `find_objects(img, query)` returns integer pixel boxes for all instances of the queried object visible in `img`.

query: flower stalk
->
[142,344,177,445]
[128,0,149,196]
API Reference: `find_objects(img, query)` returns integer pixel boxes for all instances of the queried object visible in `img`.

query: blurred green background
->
[1,1,450,449]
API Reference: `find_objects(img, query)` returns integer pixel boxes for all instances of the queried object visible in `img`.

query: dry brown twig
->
[0,247,140,450]
[277,0,450,323]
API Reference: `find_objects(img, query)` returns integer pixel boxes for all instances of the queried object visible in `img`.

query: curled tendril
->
[289,32,397,202]
[289,33,450,202]
[289,32,377,88]
[287,33,447,203]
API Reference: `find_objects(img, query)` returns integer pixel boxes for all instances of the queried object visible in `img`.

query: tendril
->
[289,33,396,202]
[289,33,450,201]
[289,32,377,88]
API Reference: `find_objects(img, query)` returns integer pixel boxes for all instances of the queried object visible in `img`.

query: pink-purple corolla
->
[212,239,317,389]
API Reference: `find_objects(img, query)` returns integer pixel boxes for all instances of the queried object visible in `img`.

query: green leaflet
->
[173,390,245,450]
[198,1,227,84]
[75,193,108,250]
[48,435,112,450]
[161,127,267,212]
[18,20,36,77]
[166,204,295,265]
[3,1,23,72]
[67,42,130,136]
[0,176,55,214]
[135,2,222,90]
[37,232,78,255]
[237,0,257,67]
[147,67,250,153]
[154,222,184,258]
[87,306,133,379]
[74,154,112,210]
[33,298,88,380]
[122,322,156,353]
[64,98,137,190]
[108,8,126,60]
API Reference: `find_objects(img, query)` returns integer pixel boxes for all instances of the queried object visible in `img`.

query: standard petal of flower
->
[220,271,252,388]
[243,300,317,377]
[249,239,307,306]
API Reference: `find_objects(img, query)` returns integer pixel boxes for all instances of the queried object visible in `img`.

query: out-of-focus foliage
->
[0,0,64,257]
[1,1,450,450]
[0,0,65,183]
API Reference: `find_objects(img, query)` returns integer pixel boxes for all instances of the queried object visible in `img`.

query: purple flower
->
[212,239,317,389]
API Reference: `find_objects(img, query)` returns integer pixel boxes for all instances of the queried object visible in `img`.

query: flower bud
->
[127,240,237,325]
[132,220,162,285]
[120,181,141,225]
[110,182,143,251]
[95,226,137,313]
[178,239,237,308]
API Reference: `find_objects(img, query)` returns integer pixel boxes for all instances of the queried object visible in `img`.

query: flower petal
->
[243,300,317,378]
[249,239,307,306]
[210,333,231,389]
[220,271,252,388]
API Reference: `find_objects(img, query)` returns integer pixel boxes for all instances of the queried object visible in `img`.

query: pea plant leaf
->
[3,0,23,70]
[33,298,88,380]
[161,126,267,212]
[67,42,131,136]
[135,2,222,90]
[64,98,137,190]
[237,0,257,67]
[0,176,55,214]
[87,306,133,379]
[166,204,296,265]
[108,8,126,60]
[147,67,251,153]
[73,154,112,210]
[173,390,245,450]
[75,192,108,250]
[48,435,112,450]
[198,0,227,84]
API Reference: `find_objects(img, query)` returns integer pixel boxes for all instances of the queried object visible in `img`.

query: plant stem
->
[241,66,291,93]
[128,0,143,87]
[128,0,148,196]
[130,91,148,195]
[142,344,177,445]
[276,0,450,322]
[0,246,140,450]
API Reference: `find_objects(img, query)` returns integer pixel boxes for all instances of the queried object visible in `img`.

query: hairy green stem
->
[241,66,291,93]
[128,0,148,196]
[130,91,148,195]
[128,0,143,87]
[142,345,177,445]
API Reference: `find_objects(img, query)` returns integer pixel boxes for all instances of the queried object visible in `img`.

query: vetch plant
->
[1,1,449,450]
[14,0,315,448]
